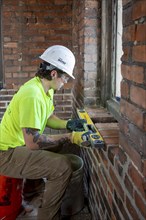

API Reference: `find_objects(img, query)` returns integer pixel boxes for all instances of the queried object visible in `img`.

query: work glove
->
[66,119,87,131]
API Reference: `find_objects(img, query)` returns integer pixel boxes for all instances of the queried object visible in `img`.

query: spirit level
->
[72,109,104,149]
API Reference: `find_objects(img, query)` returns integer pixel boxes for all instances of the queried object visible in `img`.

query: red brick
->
[122,0,131,6]
[114,190,130,220]
[128,163,145,199]
[107,146,119,166]
[126,196,141,220]
[99,149,109,169]
[121,64,144,84]
[135,190,146,218]
[132,45,146,63]
[142,159,146,177]
[136,24,146,42]
[109,166,124,201]
[5,66,21,72]
[122,24,135,42]
[119,132,143,171]
[121,46,131,62]
[130,85,146,109]
[128,123,146,157]
[121,79,130,99]
[120,99,145,130]
[124,174,133,197]
[118,147,128,165]
[22,66,37,72]
[132,0,146,20]
[97,168,108,195]
[13,73,29,78]
[123,4,132,26]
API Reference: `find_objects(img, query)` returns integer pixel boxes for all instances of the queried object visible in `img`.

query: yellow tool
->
[72,109,104,149]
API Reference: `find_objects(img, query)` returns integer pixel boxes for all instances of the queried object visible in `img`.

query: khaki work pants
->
[0,146,72,220]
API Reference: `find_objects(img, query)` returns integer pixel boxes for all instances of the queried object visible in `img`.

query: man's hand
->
[66,119,87,131]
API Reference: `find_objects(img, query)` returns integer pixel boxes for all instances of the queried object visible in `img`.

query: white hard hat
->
[39,45,75,79]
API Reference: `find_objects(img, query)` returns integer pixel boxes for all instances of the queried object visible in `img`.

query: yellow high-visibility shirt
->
[0,77,54,150]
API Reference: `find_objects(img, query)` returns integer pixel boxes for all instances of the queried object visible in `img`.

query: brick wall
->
[2,0,73,87]
[0,85,73,122]
[119,1,146,218]
[80,1,146,220]
[1,0,74,119]
[72,0,101,116]
[0,0,146,219]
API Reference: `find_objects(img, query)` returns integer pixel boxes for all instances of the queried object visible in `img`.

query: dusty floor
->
[16,195,91,220]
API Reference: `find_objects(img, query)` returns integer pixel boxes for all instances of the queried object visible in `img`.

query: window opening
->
[112,0,123,101]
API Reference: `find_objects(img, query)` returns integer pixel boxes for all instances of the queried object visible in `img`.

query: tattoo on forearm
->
[25,128,58,150]
[25,128,40,143]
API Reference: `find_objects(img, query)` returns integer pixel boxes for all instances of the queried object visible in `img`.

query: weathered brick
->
[126,196,142,220]
[119,132,143,171]
[128,163,145,199]
[109,166,124,201]
[107,146,119,166]
[132,0,146,20]
[121,46,131,62]
[132,45,146,63]
[114,190,130,220]
[136,24,146,42]
[123,4,132,26]
[124,174,133,197]
[128,123,146,156]
[4,42,18,48]
[121,79,130,99]
[130,85,146,109]
[122,24,135,42]
[122,0,131,6]
[135,190,146,219]
[121,64,144,84]
[120,99,145,130]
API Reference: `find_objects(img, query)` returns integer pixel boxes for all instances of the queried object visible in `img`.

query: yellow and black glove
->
[66,119,86,131]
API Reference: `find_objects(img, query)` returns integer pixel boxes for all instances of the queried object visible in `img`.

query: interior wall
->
[72,0,101,117]
[1,0,74,120]
[2,0,73,87]
[0,1,145,220]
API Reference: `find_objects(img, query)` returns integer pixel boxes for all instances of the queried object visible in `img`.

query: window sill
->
[106,98,121,122]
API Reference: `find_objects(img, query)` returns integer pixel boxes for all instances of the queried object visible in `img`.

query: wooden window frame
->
[101,0,121,122]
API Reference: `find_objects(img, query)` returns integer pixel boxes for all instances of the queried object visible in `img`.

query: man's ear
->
[51,70,57,79]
